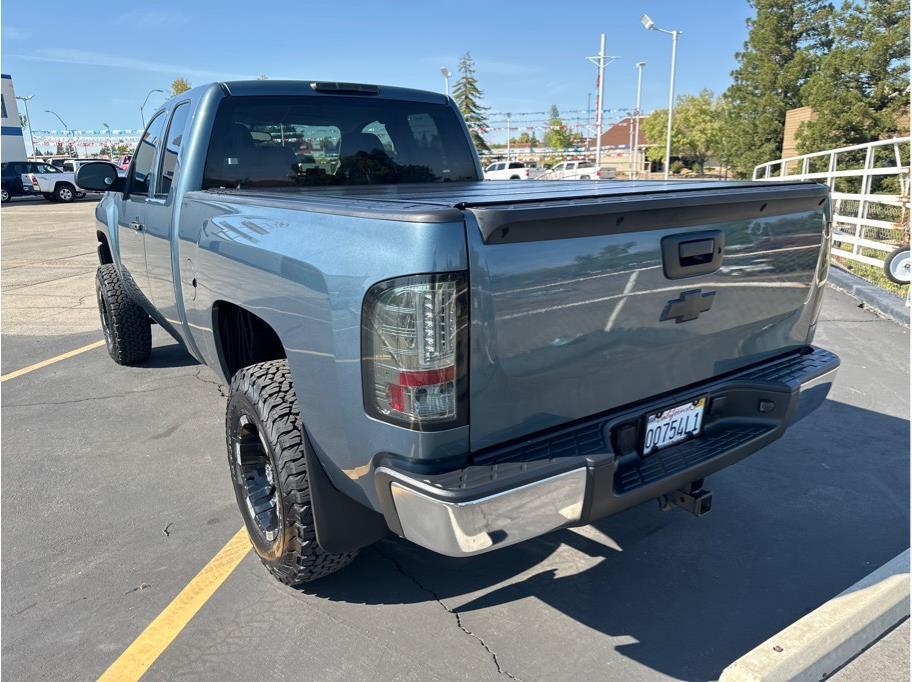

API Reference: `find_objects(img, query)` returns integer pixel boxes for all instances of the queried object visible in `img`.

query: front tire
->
[54,183,76,202]
[227,360,357,585]
[95,264,151,364]
[884,247,911,285]
[0,188,10,202]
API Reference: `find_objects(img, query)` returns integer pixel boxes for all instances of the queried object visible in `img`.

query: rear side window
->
[129,112,167,196]
[578,161,594,169]
[202,95,478,189]
[508,162,525,169]
[157,102,191,198]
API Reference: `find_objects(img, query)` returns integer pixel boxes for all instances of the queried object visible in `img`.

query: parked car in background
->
[541,159,615,180]
[25,162,88,202]
[115,155,132,171]
[1,161,34,202]
[483,161,544,180]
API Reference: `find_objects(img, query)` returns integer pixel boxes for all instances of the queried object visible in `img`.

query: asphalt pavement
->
[1,199,909,681]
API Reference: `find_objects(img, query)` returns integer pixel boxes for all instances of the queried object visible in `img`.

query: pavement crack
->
[192,367,228,397]
[372,545,520,680]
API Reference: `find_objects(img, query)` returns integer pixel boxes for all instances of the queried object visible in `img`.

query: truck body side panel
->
[178,194,469,507]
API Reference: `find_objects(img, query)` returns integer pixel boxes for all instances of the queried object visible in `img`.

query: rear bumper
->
[375,346,838,557]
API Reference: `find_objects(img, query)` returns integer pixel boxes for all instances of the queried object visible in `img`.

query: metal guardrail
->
[754,138,910,270]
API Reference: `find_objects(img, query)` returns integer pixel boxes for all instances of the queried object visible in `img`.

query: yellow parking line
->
[98,527,251,681]
[0,339,107,382]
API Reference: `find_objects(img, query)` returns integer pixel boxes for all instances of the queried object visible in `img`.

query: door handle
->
[661,230,724,279]
[128,220,143,232]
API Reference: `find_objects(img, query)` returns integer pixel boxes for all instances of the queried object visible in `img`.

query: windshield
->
[203,95,478,189]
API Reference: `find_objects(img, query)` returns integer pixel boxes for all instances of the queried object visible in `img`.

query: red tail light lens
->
[362,273,468,430]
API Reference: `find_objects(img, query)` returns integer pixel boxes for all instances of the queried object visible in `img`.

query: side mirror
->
[75,161,124,192]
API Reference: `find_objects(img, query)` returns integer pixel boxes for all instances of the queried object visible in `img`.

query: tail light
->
[524,168,530,178]
[362,273,468,430]
[361,273,468,431]
[29,174,40,189]
[595,169,602,179]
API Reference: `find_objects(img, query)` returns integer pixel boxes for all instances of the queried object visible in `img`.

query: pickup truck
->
[483,161,544,180]
[24,162,88,202]
[541,159,615,180]
[76,79,838,586]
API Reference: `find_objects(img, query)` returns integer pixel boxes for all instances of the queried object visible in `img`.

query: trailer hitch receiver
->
[659,479,713,517]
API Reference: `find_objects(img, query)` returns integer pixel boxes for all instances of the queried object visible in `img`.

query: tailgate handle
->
[662,230,724,279]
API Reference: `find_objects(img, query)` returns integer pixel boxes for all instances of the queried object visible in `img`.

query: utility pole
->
[506,112,511,161]
[630,62,645,178]
[16,95,35,159]
[587,33,619,172]
[440,67,452,97]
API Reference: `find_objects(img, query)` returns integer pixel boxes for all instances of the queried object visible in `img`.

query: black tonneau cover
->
[202,180,828,243]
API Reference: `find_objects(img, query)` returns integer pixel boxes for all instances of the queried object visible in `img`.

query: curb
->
[720,549,910,682]
[827,266,910,328]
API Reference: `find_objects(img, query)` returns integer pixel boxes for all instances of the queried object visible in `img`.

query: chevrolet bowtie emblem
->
[661,289,715,323]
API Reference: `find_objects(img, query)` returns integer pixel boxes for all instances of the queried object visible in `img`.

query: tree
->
[170,77,191,96]
[543,105,576,149]
[452,53,490,153]
[798,0,910,152]
[722,0,834,176]
[641,90,724,173]
[256,74,269,80]
[510,131,538,149]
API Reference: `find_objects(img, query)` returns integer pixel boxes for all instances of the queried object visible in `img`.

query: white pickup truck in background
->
[483,161,545,180]
[23,162,87,202]
[540,159,616,180]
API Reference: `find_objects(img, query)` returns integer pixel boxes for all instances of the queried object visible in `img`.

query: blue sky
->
[2,0,753,141]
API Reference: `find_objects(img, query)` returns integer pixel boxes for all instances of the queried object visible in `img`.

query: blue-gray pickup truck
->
[77,80,839,585]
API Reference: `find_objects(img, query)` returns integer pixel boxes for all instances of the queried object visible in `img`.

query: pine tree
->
[452,53,490,153]
[722,0,833,176]
[544,105,575,149]
[798,0,910,152]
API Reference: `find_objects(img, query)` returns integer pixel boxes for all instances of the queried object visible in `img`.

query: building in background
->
[587,116,653,174]
[1,74,28,162]
[781,106,816,159]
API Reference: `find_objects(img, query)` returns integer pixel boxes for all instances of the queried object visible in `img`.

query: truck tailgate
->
[463,181,829,451]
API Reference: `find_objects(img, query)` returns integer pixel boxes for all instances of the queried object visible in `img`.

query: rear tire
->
[884,247,911,285]
[54,183,76,202]
[0,188,9,203]
[95,264,151,364]
[226,360,357,585]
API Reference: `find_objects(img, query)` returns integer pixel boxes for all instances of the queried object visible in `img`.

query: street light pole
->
[140,89,165,127]
[16,95,35,158]
[631,62,645,178]
[506,113,511,161]
[103,123,114,160]
[45,109,69,155]
[641,14,682,180]
[587,34,619,174]
[440,68,451,98]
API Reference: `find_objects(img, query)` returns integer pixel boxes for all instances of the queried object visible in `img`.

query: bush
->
[669,160,684,174]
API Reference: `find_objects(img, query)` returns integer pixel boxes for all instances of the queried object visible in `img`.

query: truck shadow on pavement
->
[136,342,200,369]
[307,399,909,680]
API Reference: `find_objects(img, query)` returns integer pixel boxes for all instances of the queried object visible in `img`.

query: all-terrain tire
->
[95,264,151,364]
[226,360,357,584]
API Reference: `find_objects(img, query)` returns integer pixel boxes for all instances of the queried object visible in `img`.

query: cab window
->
[129,112,167,196]
[157,102,191,198]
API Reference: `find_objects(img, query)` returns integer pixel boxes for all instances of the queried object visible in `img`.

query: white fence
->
[754,137,910,270]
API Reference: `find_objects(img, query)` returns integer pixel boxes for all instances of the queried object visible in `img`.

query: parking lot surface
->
[2,200,909,681]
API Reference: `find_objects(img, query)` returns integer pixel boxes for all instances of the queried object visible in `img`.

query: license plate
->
[643,397,706,454]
